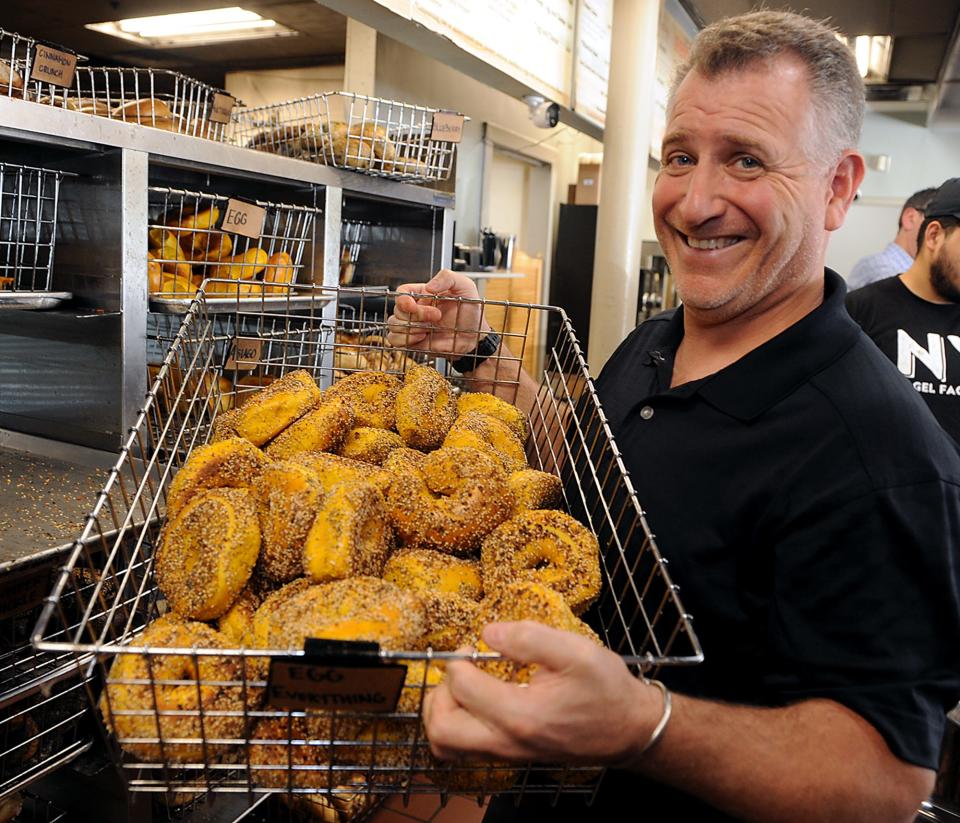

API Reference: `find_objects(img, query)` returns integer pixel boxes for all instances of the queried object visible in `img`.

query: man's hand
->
[423,620,664,765]
[386,269,491,356]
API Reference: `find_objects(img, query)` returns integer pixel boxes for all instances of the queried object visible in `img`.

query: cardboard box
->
[576,162,601,205]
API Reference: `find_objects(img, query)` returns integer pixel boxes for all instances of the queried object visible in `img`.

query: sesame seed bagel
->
[210,407,242,442]
[325,370,402,430]
[288,450,392,497]
[303,481,394,583]
[156,488,261,621]
[382,446,427,475]
[457,392,528,441]
[507,469,563,514]
[99,616,255,764]
[248,578,312,650]
[395,365,457,451]
[253,461,324,583]
[263,395,353,459]
[339,425,405,465]
[442,411,527,472]
[382,548,483,600]
[468,581,602,684]
[216,584,262,644]
[166,436,270,520]
[234,369,322,446]
[419,592,481,651]
[248,715,370,789]
[481,510,601,616]
[386,447,514,556]
[256,576,426,652]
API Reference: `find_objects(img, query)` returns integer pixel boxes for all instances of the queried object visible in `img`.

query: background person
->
[847,177,960,441]
[846,187,936,290]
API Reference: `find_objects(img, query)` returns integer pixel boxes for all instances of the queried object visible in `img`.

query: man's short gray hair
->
[669,10,864,163]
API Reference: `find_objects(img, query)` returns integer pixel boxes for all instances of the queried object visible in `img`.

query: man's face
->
[653,57,835,324]
[930,226,960,303]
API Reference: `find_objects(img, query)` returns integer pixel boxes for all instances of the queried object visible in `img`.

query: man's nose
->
[676,162,726,227]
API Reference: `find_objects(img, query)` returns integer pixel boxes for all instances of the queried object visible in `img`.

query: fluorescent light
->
[838,34,893,83]
[86,7,296,48]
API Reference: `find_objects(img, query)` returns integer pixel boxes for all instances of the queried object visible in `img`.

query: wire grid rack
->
[0,162,70,294]
[38,67,233,141]
[32,283,701,803]
[147,186,321,302]
[232,92,462,183]
[0,28,86,103]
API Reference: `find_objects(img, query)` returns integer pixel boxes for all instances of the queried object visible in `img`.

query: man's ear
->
[825,151,866,232]
[902,207,923,231]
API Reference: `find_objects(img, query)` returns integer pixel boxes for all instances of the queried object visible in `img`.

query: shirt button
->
[640,405,654,420]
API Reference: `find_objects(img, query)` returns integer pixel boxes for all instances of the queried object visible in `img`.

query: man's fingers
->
[482,621,597,672]
[442,658,534,739]
[393,292,443,324]
[423,680,520,760]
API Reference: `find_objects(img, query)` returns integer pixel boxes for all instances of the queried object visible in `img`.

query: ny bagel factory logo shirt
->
[846,275,960,442]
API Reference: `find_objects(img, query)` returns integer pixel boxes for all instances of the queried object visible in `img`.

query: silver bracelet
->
[637,678,672,757]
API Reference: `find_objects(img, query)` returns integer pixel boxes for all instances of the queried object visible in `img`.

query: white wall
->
[826,110,960,278]
[225,66,344,108]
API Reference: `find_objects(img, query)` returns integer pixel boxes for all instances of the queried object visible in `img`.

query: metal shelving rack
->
[0,94,454,455]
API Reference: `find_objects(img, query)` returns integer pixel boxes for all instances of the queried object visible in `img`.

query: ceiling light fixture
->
[86,7,297,48]
[837,34,893,83]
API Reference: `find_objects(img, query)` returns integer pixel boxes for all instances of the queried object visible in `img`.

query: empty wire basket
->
[232,92,463,183]
[0,162,71,304]
[32,283,701,804]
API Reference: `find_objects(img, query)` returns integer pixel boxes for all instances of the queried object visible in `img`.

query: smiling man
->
[388,11,960,823]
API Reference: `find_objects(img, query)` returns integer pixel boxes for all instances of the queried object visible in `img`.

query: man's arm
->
[424,621,932,823]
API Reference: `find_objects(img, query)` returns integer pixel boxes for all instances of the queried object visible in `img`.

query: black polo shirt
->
[486,270,960,822]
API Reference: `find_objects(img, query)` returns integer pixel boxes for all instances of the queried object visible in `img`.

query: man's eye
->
[736,156,761,170]
[668,154,694,168]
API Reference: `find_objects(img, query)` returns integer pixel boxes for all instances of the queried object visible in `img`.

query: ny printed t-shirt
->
[847,275,960,442]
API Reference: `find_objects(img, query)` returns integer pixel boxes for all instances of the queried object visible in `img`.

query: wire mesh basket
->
[0,554,98,800]
[232,92,463,183]
[147,186,321,307]
[39,67,234,141]
[0,28,85,103]
[0,162,70,298]
[32,283,701,803]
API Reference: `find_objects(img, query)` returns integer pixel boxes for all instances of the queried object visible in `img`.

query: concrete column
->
[344,18,378,95]
[588,0,662,369]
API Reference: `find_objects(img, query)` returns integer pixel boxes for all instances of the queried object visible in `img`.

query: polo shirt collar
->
[665,269,861,421]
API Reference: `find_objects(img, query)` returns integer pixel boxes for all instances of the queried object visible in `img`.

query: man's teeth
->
[686,236,739,250]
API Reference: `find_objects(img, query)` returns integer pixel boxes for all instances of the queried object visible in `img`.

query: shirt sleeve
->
[763,480,960,769]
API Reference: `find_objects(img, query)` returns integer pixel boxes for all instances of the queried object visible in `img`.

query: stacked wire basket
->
[0,554,96,808]
[32,283,701,814]
[0,161,71,309]
[232,92,463,183]
[1,27,233,142]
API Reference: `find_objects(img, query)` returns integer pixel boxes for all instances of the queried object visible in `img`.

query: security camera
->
[524,94,560,129]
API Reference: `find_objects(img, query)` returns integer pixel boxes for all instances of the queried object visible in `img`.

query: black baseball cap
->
[926,178,960,220]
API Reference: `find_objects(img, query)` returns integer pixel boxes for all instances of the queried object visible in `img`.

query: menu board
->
[376,0,577,108]
[573,0,613,127]
[411,0,576,107]
[651,7,693,159]
[368,0,694,149]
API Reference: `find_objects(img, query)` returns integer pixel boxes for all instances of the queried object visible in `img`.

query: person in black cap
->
[847,177,960,441]
[387,11,960,823]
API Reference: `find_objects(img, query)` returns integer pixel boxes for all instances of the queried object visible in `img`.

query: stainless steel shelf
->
[0,97,455,210]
